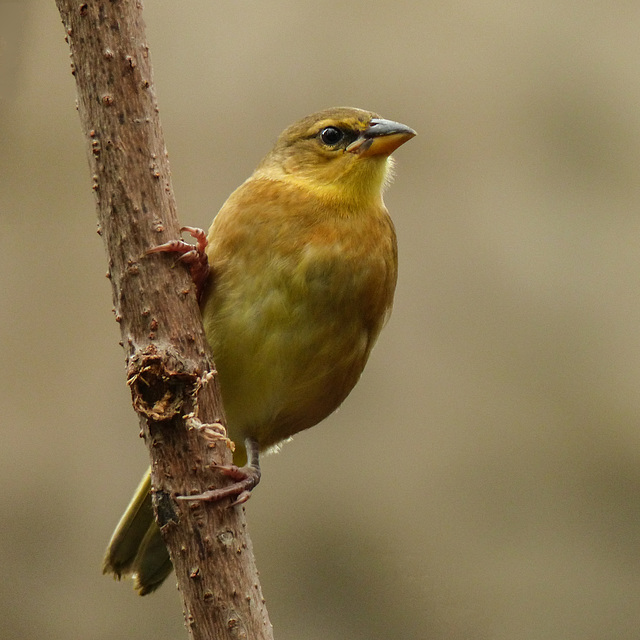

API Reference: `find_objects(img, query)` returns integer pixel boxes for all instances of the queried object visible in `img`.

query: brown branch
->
[54,2,273,638]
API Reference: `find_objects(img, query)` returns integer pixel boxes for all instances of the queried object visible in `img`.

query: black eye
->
[319,126,344,146]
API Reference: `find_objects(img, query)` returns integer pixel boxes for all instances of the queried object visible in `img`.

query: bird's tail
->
[102,469,172,595]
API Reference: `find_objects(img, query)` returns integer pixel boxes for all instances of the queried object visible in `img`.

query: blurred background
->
[2,1,640,638]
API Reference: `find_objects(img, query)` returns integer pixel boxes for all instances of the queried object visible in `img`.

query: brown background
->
[2,2,640,639]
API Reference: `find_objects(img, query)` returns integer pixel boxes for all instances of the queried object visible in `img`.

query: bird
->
[102,106,415,594]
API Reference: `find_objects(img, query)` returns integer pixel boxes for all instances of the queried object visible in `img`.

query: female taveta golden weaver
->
[103,107,415,594]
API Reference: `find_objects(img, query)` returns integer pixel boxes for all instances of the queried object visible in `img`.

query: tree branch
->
[54,2,273,638]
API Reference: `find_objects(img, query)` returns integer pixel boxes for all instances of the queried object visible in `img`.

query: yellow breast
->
[200,176,397,460]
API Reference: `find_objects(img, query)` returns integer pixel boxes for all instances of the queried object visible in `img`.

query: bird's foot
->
[147,226,210,301]
[177,438,261,507]
[177,465,261,507]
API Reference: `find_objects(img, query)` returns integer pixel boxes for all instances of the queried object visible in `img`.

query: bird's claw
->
[177,464,261,508]
[147,226,210,301]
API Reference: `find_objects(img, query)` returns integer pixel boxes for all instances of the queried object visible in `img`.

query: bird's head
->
[255,107,416,208]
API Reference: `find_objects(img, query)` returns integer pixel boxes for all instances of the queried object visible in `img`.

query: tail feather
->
[103,469,172,594]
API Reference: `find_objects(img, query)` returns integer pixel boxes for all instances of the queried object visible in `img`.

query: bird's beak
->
[346,118,416,157]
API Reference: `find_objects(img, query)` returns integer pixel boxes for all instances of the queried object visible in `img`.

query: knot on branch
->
[127,345,199,421]
[153,488,179,529]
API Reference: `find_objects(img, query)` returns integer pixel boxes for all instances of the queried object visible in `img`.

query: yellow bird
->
[103,107,415,594]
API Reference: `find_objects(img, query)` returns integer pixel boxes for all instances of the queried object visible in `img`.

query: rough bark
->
[54,1,273,638]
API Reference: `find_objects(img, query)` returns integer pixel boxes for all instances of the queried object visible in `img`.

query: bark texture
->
[54,2,273,638]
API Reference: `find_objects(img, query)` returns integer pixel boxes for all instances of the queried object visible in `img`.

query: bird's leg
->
[147,226,210,301]
[177,437,262,507]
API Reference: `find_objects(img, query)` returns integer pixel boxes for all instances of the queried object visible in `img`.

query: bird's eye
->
[319,126,344,146]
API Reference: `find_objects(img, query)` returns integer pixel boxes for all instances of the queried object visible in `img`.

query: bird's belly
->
[204,249,388,450]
